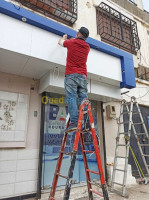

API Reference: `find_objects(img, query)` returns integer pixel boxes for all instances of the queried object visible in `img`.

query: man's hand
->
[58,34,68,46]
[63,34,67,40]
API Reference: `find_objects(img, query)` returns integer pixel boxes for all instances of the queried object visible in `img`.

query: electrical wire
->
[124,89,149,99]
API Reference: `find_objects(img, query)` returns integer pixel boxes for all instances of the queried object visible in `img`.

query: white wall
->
[0,72,41,198]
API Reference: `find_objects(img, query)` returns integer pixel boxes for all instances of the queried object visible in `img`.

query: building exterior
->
[0,0,149,199]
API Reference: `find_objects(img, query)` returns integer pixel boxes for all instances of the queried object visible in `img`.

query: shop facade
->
[1,0,148,199]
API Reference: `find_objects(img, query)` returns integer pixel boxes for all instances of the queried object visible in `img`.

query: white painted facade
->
[0,0,149,199]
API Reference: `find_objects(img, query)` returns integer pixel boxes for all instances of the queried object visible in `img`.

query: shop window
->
[96,2,140,54]
[14,0,77,26]
[41,93,99,188]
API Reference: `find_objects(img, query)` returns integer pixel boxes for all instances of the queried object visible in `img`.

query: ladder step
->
[121,112,130,115]
[90,189,103,197]
[132,112,140,114]
[117,156,127,159]
[142,154,149,157]
[117,144,126,146]
[136,133,146,136]
[83,150,95,153]
[56,173,68,179]
[139,144,149,146]
[59,151,73,156]
[115,168,126,172]
[113,182,124,186]
[123,102,131,105]
[132,122,144,125]
[49,198,55,200]
[81,129,91,133]
[119,132,127,135]
[86,169,100,175]
[65,127,78,133]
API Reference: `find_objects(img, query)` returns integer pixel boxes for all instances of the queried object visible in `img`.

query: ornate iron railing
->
[14,0,77,25]
[96,2,140,54]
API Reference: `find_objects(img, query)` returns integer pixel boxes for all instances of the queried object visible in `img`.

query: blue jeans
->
[64,73,88,125]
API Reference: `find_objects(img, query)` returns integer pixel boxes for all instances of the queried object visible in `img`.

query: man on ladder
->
[58,27,90,132]
[49,28,109,200]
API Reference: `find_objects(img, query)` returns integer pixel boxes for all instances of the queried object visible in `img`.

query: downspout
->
[37,92,46,199]
[101,102,108,183]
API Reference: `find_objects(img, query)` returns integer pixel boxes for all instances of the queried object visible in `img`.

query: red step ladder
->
[49,99,109,200]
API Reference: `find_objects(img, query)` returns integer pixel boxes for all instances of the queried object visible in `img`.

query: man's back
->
[64,38,90,76]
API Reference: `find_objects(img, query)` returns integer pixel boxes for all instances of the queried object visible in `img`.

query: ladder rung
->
[132,122,144,125]
[132,112,140,114]
[59,151,73,156]
[81,129,91,133]
[139,144,149,146]
[56,173,68,179]
[113,182,124,186]
[83,150,95,153]
[121,112,130,115]
[119,132,127,135]
[115,168,125,172]
[123,102,131,105]
[90,189,103,197]
[136,133,146,136]
[142,154,149,157]
[65,127,78,133]
[86,169,100,175]
[49,197,55,200]
[117,156,127,159]
[117,144,126,146]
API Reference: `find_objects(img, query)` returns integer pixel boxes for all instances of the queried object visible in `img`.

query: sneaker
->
[65,123,78,133]
[83,122,91,131]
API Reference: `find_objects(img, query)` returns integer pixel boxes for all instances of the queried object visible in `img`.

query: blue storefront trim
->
[0,0,136,89]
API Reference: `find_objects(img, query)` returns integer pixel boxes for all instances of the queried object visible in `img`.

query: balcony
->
[14,0,77,25]
[96,2,140,54]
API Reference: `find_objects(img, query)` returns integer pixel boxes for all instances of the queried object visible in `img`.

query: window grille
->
[96,2,140,54]
[14,0,77,25]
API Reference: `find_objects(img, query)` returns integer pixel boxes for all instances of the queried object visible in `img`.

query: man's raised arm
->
[58,34,67,46]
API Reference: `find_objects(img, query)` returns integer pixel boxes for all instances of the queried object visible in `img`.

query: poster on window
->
[0,91,28,143]
[41,93,99,188]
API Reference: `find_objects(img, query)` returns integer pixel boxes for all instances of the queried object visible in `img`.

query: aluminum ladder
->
[49,99,109,200]
[111,97,149,197]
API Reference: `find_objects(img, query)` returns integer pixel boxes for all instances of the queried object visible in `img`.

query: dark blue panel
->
[120,57,136,88]
[0,0,136,89]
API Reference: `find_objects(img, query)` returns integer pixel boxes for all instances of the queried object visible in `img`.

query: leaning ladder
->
[49,99,109,200]
[111,97,149,197]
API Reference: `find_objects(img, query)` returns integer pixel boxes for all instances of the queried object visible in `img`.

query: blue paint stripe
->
[0,0,136,89]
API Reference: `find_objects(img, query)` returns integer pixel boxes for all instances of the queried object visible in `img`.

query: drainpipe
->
[37,92,46,200]
[101,102,108,183]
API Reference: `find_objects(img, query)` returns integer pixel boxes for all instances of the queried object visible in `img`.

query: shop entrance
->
[41,93,100,189]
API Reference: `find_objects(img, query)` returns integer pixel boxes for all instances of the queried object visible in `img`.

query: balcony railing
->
[14,0,77,25]
[96,2,140,54]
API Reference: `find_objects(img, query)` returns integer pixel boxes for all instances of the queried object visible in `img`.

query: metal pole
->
[37,92,46,200]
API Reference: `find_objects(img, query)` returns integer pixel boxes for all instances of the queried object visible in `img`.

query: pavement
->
[26,183,149,200]
[76,184,149,200]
